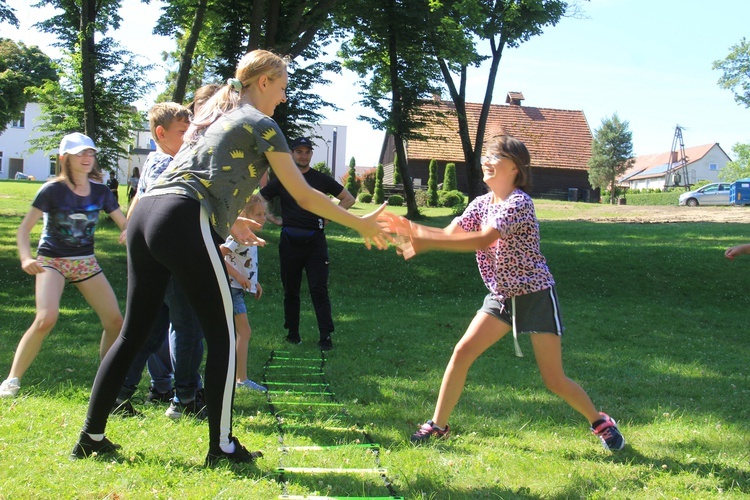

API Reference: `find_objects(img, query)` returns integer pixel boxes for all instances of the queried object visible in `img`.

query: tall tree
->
[29,47,147,173]
[30,0,152,172]
[588,114,634,205]
[428,0,569,201]
[339,0,443,219]
[0,39,58,133]
[155,0,343,139]
[713,38,750,109]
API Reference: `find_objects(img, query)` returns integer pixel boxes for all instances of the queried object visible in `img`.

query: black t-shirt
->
[260,168,344,230]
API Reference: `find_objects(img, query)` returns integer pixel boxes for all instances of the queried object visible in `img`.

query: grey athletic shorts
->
[478,286,564,336]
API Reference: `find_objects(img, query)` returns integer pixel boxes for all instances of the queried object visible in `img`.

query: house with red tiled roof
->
[378,92,596,200]
[619,143,730,190]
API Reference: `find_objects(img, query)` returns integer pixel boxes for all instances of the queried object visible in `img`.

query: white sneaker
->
[0,377,20,397]
[236,379,267,392]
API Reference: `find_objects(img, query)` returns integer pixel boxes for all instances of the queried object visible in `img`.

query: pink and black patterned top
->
[453,189,555,301]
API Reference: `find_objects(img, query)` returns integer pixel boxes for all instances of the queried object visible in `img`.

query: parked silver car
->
[679,182,731,206]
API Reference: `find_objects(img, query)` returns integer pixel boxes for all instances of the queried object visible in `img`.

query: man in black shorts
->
[260,137,354,350]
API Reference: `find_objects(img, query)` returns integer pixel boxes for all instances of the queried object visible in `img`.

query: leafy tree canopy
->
[0,0,18,27]
[0,38,58,133]
[718,143,750,182]
[713,37,750,108]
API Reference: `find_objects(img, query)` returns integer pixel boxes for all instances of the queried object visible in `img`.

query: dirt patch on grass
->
[542,203,750,224]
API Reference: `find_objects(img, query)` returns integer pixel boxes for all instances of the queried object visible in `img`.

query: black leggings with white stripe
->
[83,194,236,452]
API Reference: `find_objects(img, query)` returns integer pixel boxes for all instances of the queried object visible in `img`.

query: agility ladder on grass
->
[263,349,402,500]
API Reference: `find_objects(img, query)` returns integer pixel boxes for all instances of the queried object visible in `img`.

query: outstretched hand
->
[231,217,266,247]
[377,210,417,260]
[358,203,395,250]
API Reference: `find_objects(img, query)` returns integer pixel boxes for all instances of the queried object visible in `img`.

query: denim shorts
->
[230,286,247,315]
[478,286,564,336]
[37,254,102,284]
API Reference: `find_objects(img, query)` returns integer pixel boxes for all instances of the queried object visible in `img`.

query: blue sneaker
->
[591,412,626,451]
[236,379,267,392]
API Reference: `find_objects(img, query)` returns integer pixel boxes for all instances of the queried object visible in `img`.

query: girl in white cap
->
[0,133,128,398]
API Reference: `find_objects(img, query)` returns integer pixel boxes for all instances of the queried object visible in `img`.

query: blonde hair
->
[186,50,290,143]
[239,193,267,218]
[148,102,191,141]
[56,154,103,187]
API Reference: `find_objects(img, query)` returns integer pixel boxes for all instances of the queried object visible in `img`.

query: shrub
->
[358,192,372,203]
[387,194,404,206]
[438,189,464,207]
[343,157,360,197]
[362,169,376,194]
[443,163,457,192]
[414,189,430,207]
[393,155,402,184]
[427,159,439,206]
[374,164,385,204]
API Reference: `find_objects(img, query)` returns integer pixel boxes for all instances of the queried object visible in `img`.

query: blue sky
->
[5,0,749,166]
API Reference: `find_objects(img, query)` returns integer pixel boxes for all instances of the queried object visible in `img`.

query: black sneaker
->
[165,396,207,420]
[204,436,263,467]
[110,398,140,417]
[70,431,121,460]
[285,333,302,345]
[317,336,333,351]
[146,386,173,404]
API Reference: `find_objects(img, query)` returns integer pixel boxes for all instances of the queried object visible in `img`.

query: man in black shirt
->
[260,137,355,350]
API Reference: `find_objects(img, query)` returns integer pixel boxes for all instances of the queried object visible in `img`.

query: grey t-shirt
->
[146,104,290,238]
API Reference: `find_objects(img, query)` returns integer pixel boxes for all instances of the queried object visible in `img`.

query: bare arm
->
[108,208,128,244]
[725,243,750,260]
[379,211,498,259]
[17,207,44,275]
[336,188,355,210]
[266,151,389,249]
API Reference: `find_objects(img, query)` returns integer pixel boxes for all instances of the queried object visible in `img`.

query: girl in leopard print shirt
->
[380,135,625,452]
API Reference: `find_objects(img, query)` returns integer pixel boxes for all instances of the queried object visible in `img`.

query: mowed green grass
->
[0,180,748,498]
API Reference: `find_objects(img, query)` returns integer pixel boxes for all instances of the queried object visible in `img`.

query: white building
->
[619,143,731,190]
[1,102,347,183]
[0,102,155,183]
[303,123,348,183]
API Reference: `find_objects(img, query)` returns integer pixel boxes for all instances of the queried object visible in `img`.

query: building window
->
[0,151,3,174]
[11,111,25,128]
[709,163,718,171]
[49,156,57,177]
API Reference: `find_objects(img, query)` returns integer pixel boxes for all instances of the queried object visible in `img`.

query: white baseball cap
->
[59,132,98,156]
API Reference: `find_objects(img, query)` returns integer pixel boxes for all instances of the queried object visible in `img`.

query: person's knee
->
[541,374,569,395]
[101,312,124,334]
[32,310,59,334]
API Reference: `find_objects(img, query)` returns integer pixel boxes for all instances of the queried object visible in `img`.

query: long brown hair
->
[56,154,103,187]
[486,135,532,193]
[185,50,290,143]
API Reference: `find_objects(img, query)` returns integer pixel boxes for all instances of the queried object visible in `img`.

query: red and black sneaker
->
[410,420,450,443]
[591,412,626,451]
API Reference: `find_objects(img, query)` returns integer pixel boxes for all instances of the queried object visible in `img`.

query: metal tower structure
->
[666,125,690,189]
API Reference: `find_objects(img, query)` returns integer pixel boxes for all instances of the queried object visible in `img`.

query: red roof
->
[621,144,718,180]
[404,100,593,170]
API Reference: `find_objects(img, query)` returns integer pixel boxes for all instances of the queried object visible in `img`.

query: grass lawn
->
[0,180,749,498]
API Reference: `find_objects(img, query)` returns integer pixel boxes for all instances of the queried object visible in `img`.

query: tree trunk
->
[386,26,419,219]
[438,35,506,202]
[80,0,97,138]
[172,0,208,104]
[248,0,264,50]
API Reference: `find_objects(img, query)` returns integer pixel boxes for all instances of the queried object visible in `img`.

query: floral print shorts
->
[37,255,102,284]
